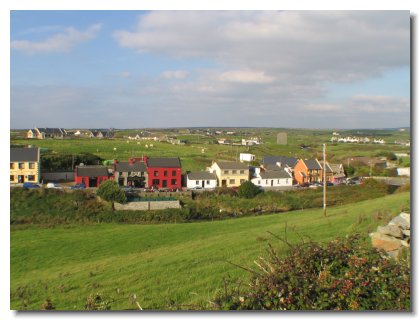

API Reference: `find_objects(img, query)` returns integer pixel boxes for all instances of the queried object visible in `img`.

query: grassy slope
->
[11,192,409,310]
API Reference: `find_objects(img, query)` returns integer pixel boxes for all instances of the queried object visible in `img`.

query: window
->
[278,179,280,184]
[232,170,237,174]
[224,170,229,174]
[10,163,14,169]
[258,180,261,184]
[171,179,177,185]
[28,175,35,181]
[29,163,35,169]
[229,179,235,184]
[240,170,245,174]
[206,180,210,185]
[196,180,200,185]
[172,170,176,176]
[154,171,159,177]
[164,170,168,177]
[286,179,289,184]
[266,180,268,184]
[18,163,24,169]
[152,179,160,185]
[10,175,14,181]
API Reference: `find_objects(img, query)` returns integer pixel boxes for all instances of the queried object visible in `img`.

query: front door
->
[202,181,205,188]
[89,177,98,188]
[162,180,167,188]
[271,180,274,186]
[221,179,227,187]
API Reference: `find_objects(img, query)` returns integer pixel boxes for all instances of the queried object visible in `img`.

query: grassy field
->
[10,191,410,310]
[11,128,410,172]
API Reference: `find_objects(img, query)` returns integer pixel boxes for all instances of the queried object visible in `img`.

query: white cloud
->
[219,70,274,84]
[302,103,342,112]
[160,70,189,79]
[11,24,102,54]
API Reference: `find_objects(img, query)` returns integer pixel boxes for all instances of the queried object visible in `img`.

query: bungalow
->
[208,161,249,187]
[262,156,299,172]
[294,159,323,185]
[146,157,182,189]
[186,171,218,189]
[114,158,148,187]
[74,165,111,188]
[10,147,40,183]
[251,166,292,188]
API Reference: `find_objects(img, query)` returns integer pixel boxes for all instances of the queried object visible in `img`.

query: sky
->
[10,10,410,129]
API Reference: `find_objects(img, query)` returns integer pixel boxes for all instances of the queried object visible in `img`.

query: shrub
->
[237,181,261,199]
[212,234,410,310]
[96,180,126,210]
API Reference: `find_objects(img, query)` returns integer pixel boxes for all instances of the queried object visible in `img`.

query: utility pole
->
[323,144,327,217]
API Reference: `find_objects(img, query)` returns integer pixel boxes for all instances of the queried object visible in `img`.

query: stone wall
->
[370,212,410,259]
[115,200,180,211]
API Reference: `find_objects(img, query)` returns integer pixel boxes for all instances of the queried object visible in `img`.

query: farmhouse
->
[185,171,217,189]
[251,166,292,188]
[74,165,111,188]
[208,161,249,187]
[10,147,40,183]
[114,158,148,187]
[146,157,182,189]
[294,159,323,185]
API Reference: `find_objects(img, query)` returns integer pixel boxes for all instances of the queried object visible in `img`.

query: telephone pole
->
[323,144,327,217]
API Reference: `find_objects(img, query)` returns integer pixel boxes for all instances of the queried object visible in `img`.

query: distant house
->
[91,130,114,139]
[208,161,249,187]
[26,129,36,139]
[186,171,218,189]
[328,163,347,184]
[250,166,292,188]
[74,165,111,188]
[294,159,323,185]
[146,157,182,189]
[114,158,148,187]
[239,153,256,162]
[10,147,40,183]
[28,127,66,139]
[318,161,334,182]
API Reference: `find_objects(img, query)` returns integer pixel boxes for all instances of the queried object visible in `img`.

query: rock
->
[402,229,410,237]
[377,225,403,239]
[371,233,403,252]
[399,213,410,224]
[401,239,410,247]
[389,215,410,230]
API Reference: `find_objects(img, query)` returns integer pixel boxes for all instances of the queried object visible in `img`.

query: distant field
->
[10,192,410,310]
[11,128,410,172]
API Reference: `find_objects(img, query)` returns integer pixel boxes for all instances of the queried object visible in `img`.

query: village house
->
[27,127,66,139]
[114,157,148,187]
[318,160,334,182]
[208,161,249,187]
[146,157,182,189]
[239,153,256,162]
[185,171,218,189]
[294,159,323,185]
[250,166,292,188]
[10,147,40,184]
[74,165,111,188]
[328,163,347,184]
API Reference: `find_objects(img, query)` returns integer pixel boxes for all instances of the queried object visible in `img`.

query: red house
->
[74,165,111,188]
[146,157,182,189]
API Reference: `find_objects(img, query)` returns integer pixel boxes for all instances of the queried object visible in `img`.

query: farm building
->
[239,153,256,162]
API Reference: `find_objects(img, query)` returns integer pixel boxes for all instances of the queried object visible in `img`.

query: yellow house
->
[208,161,249,187]
[10,147,40,183]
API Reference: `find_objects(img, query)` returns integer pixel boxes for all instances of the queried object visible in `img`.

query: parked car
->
[70,183,85,190]
[326,181,334,187]
[22,182,40,189]
[46,182,63,189]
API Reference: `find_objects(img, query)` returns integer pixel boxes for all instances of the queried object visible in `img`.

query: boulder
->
[402,229,410,237]
[401,239,410,247]
[371,233,403,252]
[377,225,403,239]
[389,215,410,230]
[399,213,410,224]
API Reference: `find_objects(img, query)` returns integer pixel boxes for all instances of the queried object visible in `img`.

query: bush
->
[96,180,126,210]
[212,234,410,310]
[237,181,261,199]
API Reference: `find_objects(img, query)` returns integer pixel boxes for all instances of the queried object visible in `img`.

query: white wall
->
[240,153,255,162]
[186,178,217,189]
[251,176,292,188]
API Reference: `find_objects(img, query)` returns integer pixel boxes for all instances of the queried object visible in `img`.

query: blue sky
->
[10,10,410,129]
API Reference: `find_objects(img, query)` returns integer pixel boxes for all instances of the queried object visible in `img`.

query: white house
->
[186,171,218,189]
[251,167,292,188]
[240,153,256,162]
[396,167,410,177]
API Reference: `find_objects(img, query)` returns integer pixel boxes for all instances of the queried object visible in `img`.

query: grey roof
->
[147,157,181,168]
[262,156,298,168]
[260,170,291,179]
[37,128,64,135]
[319,161,333,173]
[187,171,217,180]
[263,163,288,171]
[303,159,322,170]
[76,166,109,177]
[216,161,249,170]
[115,161,147,172]
[10,147,39,162]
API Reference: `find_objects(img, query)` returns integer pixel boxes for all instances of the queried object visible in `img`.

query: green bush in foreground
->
[237,181,261,199]
[213,234,410,310]
[96,180,126,211]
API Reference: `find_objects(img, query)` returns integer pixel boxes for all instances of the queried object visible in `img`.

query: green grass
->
[10,192,410,310]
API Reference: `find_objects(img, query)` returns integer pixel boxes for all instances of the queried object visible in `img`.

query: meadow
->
[10,191,409,310]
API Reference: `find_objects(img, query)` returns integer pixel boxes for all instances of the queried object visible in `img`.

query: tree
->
[96,180,126,211]
[237,181,261,199]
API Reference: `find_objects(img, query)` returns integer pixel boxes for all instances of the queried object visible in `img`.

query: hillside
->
[11,192,409,310]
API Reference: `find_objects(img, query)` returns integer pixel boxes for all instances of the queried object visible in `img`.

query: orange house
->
[294,159,323,185]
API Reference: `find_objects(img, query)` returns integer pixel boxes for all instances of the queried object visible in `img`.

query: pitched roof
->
[263,163,289,171]
[216,161,249,170]
[303,159,322,170]
[37,128,64,135]
[76,166,109,177]
[115,161,147,172]
[318,161,333,173]
[10,147,39,162]
[260,170,291,179]
[147,157,181,168]
[262,156,298,168]
[187,171,217,180]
